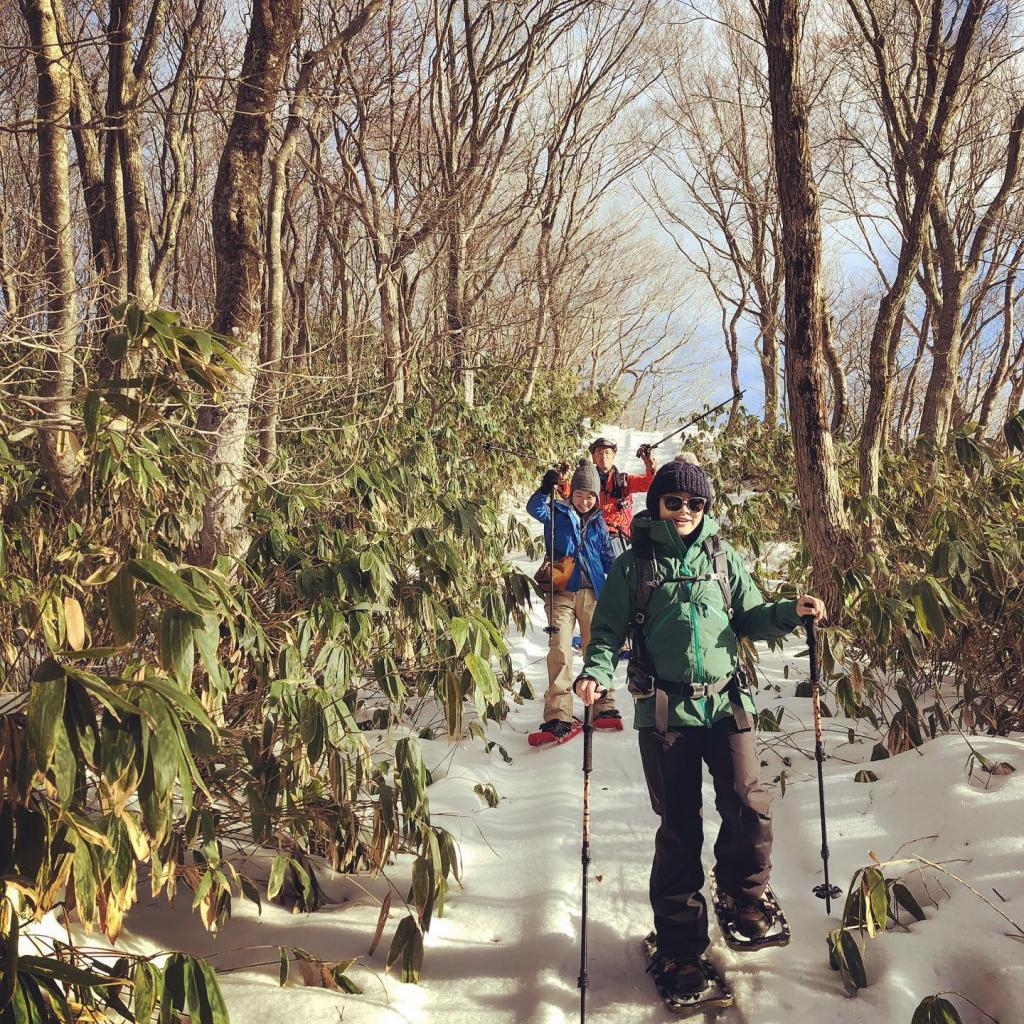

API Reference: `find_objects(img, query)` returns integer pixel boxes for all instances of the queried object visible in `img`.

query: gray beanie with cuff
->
[570,459,601,497]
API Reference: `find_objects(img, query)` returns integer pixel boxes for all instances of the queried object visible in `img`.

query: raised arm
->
[627,444,657,493]
[526,467,561,523]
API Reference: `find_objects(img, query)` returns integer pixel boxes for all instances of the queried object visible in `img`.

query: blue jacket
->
[526,490,616,596]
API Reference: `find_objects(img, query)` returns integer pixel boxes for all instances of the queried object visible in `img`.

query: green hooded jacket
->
[580,512,803,729]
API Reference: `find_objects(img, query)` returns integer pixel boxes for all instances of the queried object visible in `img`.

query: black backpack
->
[601,469,631,506]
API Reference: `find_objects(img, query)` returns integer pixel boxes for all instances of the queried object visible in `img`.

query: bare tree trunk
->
[727,372,742,431]
[103,126,128,307]
[294,279,309,369]
[760,323,781,429]
[379,270,405,406]
[919,273,964,445]
[151,0,206,300]
[259,1,382,461]
[447,215,473,404]
[199,0,303,563]
[822,312,847,435]
[398,266,415,400]
[260,149,291,466]
[641,386,655,430]
[523,219,553,405]
[920,107,1024,444]
[763,0,856,606]
[0,206,21,323]
[65,65,112,297]
[120,108,155,305]
[1009,369,1024,416]
[978,247,1024,434]
[712,279,744,432]
[919,203,972,445]
[337,220,352,379]
[23,0,81,504]
[852,0,987,500]
[103,0,165,306]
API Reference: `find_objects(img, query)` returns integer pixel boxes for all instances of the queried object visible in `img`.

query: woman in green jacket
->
[574,458,826,999]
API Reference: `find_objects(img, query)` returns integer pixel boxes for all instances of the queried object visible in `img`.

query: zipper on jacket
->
[681,542,709,724]
[580,514,603,595]
[685,584,704,683]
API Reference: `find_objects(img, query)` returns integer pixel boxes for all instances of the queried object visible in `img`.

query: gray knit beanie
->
[646,458,713,516]
[570,459,601,497]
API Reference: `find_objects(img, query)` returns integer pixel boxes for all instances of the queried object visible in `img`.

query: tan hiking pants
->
[543,588,616,722]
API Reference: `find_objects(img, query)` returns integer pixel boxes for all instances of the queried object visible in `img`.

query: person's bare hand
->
[797,595,827,623]
[573,676,604,706]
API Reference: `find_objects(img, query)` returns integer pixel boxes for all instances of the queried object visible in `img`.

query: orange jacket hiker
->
[589,437,656,546]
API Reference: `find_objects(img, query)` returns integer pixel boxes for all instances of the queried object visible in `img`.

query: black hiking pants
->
[638,717,772,958]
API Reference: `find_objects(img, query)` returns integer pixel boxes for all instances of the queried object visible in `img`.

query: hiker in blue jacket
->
[526,460,622,743]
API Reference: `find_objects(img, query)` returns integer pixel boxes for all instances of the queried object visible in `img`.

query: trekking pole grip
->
[802,613,817,682]
[544,483,559,636]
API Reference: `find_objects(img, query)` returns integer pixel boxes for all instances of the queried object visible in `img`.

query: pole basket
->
[544,625,560,635]
[813,882,842,901]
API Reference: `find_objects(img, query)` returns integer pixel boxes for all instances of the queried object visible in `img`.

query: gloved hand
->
[636,444,655,469]
[540,469,560,494]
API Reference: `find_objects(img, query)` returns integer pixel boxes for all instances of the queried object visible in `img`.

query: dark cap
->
[646,459,714,517]
[588,437,617,453]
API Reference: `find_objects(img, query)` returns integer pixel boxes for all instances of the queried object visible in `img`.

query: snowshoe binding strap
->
[708,874,791,951]
[641,933,734,1016]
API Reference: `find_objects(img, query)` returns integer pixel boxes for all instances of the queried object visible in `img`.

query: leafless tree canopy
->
[4,0,1024,557]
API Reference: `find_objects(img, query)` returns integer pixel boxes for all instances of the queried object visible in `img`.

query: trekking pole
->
[481,439,553,465]
[578,702,595,1021]
[543,482,559,638]
[648,390,745,451]
[805,614,841,913]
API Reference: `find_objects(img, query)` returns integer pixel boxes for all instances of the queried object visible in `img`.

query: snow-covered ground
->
[34,427,1024,1023]
[102,556,1023,1024]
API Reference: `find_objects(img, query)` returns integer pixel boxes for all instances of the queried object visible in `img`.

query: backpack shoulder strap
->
[614,471,630,500]
[703,534,733,619]
[630,529,658,625]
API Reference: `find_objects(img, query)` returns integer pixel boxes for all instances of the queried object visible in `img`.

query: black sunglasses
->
[662,495,706,513]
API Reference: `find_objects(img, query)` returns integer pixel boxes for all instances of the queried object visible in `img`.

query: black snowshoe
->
[709,873,791,951]
[641,933,733,1017]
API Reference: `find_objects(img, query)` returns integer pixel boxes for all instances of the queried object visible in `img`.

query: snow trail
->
[34,424,1024,1023]
[412,584,1024,1024]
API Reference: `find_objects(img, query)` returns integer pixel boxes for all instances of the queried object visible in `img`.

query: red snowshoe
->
[528,718,583,747]
[593,708,624,731]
